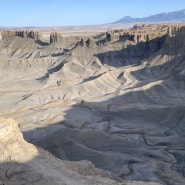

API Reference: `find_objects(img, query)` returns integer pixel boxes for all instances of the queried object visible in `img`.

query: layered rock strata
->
[50,32,62,43]
[1,30,42,40]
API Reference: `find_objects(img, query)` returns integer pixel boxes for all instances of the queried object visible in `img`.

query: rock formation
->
[86,37,95,47]
[106,24,168,44]
[1,30,17,38]
[165,25,185,48]
[1,30,42,40]
[76,37,95,47]
[78,38,85,46]
[106,29,121,42]
[105,24,185,60]
[50,32,62,43]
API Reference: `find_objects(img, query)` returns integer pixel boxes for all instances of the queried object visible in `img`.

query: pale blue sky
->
[0,0,185,27]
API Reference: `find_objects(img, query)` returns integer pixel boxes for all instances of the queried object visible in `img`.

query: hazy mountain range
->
[113,9,185,24]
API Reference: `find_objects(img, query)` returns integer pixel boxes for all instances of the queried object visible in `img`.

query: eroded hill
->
[0,24,185,185]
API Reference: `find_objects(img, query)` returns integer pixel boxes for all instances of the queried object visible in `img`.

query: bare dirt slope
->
[0,24,185,185]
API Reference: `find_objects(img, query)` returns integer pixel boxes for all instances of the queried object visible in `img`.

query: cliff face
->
[0,118,38,157]
[1,30,17,38]
[105,24,185,62]
[106,24,168,43]
[165,26,185,48]
[86,37,95,47]
[106,24,185,47]
[50,32,62,43]
[1,30,42,40]
[76,37,96,47]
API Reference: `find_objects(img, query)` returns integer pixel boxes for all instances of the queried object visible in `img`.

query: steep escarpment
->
[50,32,62,43]
[106,24,185,51]
[1,30,42,40]
[106,24,168,43]
[165,25,185,48]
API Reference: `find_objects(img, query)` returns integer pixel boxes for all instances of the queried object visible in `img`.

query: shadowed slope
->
[0,117,162,185]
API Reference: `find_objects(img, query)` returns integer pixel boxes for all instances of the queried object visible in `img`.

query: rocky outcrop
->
[0,117,39,161]
[78,38,85,46]
[86,37,95,47]
[1,30,16,38]
[50,32,62,43]
[16,30,42,40]
[105,24,185,58]
[165,25,185,48]
[1,30,42,40]
[106,24,185,47]
[106,29,121,42]
[106,24,168,44]
[76,37,95,47]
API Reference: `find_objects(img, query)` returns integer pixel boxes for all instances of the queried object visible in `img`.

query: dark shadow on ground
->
[35,40,49,46]
[36,61,67,81]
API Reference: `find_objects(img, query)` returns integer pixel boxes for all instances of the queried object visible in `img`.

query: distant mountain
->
[113,9,185,24]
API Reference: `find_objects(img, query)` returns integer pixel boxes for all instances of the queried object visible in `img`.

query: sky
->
[0,0,185,27]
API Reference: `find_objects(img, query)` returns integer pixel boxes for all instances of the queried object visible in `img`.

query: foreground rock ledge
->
[0,117,161,185]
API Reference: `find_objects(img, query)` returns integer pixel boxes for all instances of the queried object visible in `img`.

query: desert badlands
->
[0,24,185,185]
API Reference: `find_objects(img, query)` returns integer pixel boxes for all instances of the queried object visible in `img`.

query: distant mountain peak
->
[122,16,132,19]
[113,9,185,24]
